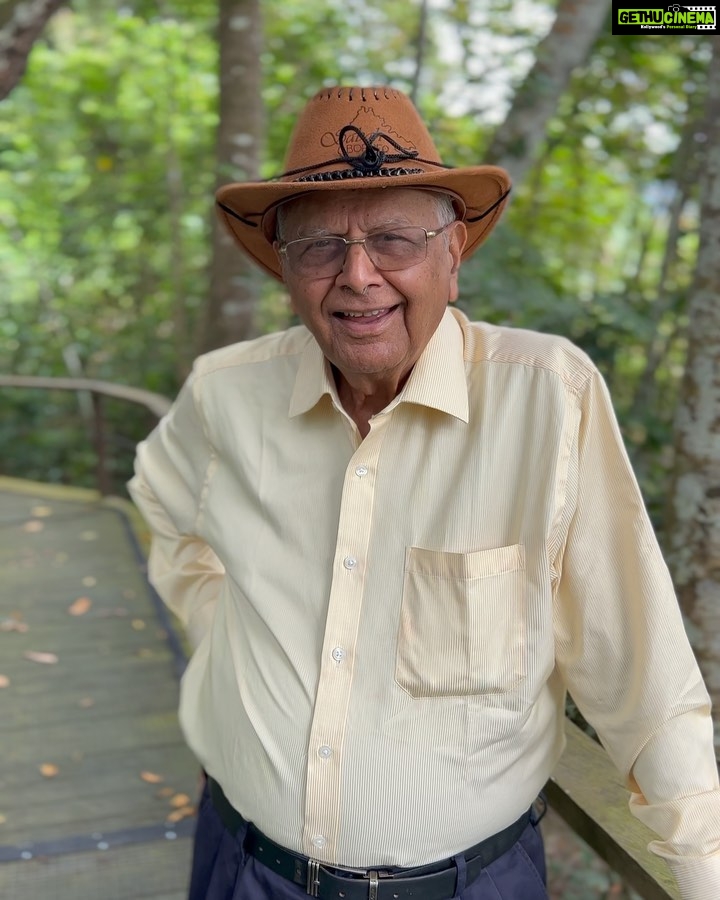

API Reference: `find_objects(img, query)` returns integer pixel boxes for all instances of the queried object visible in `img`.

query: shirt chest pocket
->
[395,545,527,698]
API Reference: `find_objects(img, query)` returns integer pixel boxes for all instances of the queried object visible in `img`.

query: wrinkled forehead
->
[274,187,458,238]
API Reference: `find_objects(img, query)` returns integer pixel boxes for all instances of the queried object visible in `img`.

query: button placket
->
[302,421,387,861]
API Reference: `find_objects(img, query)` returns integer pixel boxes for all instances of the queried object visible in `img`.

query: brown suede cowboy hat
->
[216,85,512,281]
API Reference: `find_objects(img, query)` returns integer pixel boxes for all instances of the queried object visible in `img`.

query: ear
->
[447,221,467,304]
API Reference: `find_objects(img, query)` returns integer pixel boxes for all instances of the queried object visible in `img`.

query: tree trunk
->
[666,43,720,748]
[409,0,429,105]
[484,0,611,188]
[628,114,704,431]
[0,0,65,100]
[200,0,264,353]
[165,120,193,381]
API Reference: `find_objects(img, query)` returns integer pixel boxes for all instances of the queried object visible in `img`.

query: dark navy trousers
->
[187,780,549,900]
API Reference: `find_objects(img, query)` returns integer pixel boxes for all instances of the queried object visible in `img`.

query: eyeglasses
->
[277,223,453,279]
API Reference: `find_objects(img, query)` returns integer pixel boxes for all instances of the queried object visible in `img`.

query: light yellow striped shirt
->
[129,308,720,898]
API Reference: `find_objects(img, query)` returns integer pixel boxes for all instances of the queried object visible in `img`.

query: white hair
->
[432,192,459,227]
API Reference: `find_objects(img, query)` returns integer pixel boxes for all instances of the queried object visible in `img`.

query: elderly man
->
[129,86,720,900]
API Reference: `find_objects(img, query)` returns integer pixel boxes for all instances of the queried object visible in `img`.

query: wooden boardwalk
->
[0,478,199,900]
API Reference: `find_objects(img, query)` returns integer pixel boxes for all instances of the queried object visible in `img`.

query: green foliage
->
[0,1,711,531]
[0,7,217,381]
[1,4,218,486]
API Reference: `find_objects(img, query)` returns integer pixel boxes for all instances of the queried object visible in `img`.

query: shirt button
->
[312,835,326,849]
[318,745,333,759]
[355,465,368,477]
[343,556,357,570]
[331,647,346,663]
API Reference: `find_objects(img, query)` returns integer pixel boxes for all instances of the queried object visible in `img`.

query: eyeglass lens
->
[284,226,430,276]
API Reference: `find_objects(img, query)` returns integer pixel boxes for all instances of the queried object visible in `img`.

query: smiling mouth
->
[334,306,397,319]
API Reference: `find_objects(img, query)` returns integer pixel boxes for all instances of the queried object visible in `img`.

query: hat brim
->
[215,166,511,282]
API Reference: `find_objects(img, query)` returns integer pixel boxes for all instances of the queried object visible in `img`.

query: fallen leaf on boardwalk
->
[22,520,44,533]
[156,787,174,798]
[0,619,29,633]
[165,805,195,824]
[170,793,191,808]
[0,675,10,688]
[80,530,98,541]
[0,814,6,825]
[39,764,59,778]
[24,651,59,665]
[78,697,95,708]
[140,771,164,784]
[31,505,53,518]
[82,576,97,587]
[68,597,92,616]
[131,619,146,631]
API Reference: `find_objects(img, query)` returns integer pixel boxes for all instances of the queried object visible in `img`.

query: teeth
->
[342,309,387,318]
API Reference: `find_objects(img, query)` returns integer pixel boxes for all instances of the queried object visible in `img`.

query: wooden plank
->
[5,709,186,763]
[0,784,197,846]
[2,739,198,795]
[1,653,180,696]
[0,837,192,900]
[3,678,181,730]
[547,719,681,899]
[0,611,157,635]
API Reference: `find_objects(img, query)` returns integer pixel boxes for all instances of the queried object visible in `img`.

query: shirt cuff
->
[663,852,720,900]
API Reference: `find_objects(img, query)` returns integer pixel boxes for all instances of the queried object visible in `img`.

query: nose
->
[335,241,384,293]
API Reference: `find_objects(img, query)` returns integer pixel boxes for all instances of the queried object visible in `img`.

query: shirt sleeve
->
[552,368,720,899]
[128,370,223,650]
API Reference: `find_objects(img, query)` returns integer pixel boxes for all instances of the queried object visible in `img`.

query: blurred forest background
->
[1,2,719,740]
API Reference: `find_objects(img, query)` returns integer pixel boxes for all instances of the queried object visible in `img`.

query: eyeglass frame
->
[276,222,455,278]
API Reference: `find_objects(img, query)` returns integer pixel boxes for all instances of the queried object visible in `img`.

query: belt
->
[208,777,531,900]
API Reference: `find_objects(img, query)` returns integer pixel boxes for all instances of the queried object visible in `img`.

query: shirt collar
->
[289,335,339,417]
[289,308,469,423]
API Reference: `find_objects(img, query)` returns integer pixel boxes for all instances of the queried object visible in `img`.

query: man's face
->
[275,188,466,394]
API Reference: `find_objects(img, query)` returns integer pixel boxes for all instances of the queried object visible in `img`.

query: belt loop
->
[452,853,467,896]
[531,793,547,826]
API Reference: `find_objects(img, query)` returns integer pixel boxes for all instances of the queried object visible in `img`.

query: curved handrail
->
[0,374,172,418]
[0,374,172,494]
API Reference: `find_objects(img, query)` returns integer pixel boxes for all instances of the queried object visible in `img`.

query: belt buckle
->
[306,859,321,897]
[306,860,392,899]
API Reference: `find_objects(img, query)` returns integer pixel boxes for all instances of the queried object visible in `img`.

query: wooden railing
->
[0,374,172,495]
[0,375,680,898]
[548,720,679,898]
